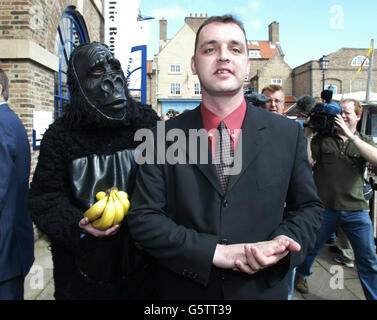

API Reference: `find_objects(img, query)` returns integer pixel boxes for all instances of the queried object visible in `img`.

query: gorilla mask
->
[71,43,128,121]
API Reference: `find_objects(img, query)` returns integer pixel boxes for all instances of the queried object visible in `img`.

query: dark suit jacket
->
[0,103,34,283]
[128,102,323,299]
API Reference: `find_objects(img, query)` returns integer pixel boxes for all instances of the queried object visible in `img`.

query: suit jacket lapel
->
[227,105,267,192]
[179,106,224,195]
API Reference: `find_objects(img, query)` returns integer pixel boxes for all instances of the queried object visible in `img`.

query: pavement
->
[24,233,366,300]
[291,244,365,300]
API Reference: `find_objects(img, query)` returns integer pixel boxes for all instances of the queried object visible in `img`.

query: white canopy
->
[332,91,377,104]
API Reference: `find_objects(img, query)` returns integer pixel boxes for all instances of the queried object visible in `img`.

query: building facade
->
[149,16,293,116]
[150,14,207,115]
[292,48,377,99]
[0,0,104,175]
[248,21,293,95]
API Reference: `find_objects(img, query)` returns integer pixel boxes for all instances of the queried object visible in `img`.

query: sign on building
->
[104,1,153,101]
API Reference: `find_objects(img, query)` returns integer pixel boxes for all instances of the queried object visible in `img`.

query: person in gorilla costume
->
[28,42,160,299]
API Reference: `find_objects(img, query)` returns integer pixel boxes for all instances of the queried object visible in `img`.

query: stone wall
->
[292,48,377,98]
[258,54,292,95]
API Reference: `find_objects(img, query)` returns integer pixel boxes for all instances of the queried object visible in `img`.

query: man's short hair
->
[194,14,248,57]
[0,68,9,101]
[342,98,362,116]
[261,84,283,94]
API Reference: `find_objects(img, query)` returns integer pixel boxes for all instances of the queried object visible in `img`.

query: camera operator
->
[295,98,377,300]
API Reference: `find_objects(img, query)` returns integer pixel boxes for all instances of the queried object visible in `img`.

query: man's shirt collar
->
[200,99,247,154]
[201,99,246,135]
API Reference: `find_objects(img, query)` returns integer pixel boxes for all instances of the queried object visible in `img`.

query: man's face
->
[191,22,249,99]
[262,90,285,114]
[340,101,361,131]
[72,44,127,120]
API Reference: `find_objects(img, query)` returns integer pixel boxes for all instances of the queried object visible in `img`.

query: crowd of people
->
[1,14,376,300]
[258,84,377,300]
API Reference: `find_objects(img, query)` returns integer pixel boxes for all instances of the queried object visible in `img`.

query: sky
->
[139,0,377,68]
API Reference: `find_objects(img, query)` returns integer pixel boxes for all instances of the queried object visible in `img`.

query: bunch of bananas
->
[83,187,130,230]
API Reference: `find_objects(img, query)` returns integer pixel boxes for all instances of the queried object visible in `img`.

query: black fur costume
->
[28,43,159,299]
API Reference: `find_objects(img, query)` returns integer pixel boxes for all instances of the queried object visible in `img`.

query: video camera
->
[302,90,342,135]
[244,88,268,107]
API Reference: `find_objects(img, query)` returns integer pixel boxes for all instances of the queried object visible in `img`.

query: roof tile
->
[248,41,277,59]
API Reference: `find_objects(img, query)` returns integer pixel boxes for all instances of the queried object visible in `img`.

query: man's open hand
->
[234,235,301,274]
[213,235,301,275]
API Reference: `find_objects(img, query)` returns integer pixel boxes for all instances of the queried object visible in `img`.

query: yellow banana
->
[96,191,106,201]
[111,191,125,225]
[92,195,116,230]
[117,190,128,199]
[84,196,108,222]
[115,191,130,216]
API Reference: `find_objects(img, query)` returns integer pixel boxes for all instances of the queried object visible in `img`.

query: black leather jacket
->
[70,149,136,210]
[70,149,142,283]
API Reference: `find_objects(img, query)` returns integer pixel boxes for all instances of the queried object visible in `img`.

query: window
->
[271,79,282,85]
[325,85,337,94]
[54,6,89,118]
[248,50,261,59]
[170,64,181,73]
[170,83,181,95]
[194,83,201,95]
[351,56,369,67]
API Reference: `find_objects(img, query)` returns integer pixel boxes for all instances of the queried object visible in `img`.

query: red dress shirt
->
[201,99,247,156]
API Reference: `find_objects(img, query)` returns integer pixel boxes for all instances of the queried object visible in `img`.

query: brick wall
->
[0,0,104,180]
[249,59,268,80]
[326,48,377,94]
[83,1,104,43]
[292,48,377,98]
[292,62,313,97]
[0,1,31,40]
[248,55,293,95]
[0,0,68,52]
[0,60,55,176]
[258,54,293,95]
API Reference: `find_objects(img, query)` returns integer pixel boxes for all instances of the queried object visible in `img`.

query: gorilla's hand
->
[78,217,120,238]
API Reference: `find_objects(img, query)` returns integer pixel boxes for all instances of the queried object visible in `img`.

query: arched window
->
[54,6,89,118]
[351,55,369,67]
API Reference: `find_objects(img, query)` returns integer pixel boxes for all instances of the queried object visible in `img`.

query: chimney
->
[160,17,167,42]
[268,21,279,44]
[185,13,208,29]
[159,17,167,51]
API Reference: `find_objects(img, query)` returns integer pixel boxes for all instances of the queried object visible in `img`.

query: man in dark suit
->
[0,68,34,299]
[128,15,323,299]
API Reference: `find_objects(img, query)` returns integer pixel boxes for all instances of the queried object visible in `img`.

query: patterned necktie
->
[214,121,234,192]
